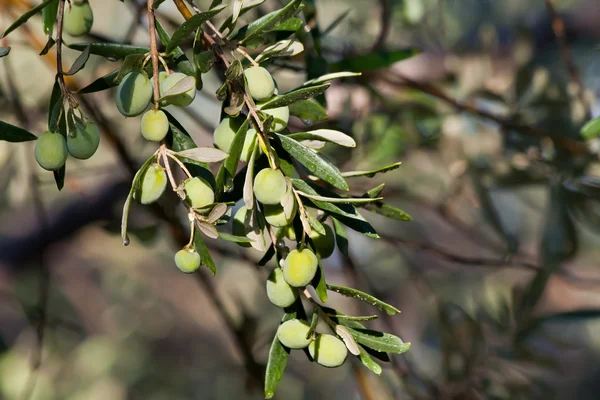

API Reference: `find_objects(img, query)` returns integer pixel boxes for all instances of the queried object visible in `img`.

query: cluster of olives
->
[277,319,348,368]
[34,119,100,171]
[63,0,94,37]
[116,69,196,142]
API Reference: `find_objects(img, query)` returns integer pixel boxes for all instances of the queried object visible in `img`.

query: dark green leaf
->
[268,17,303,32]
[42,0,59,34]
[121,156,155,245]
[288,100,327,122]
[346,327,411,354]
[341,161,402,178]
[581,116,600,139]
[328,314,378,322]
[358,345,382,375]
[155,18,195,76]
[53,166,65,191]
[219,0,265,32]
[327,284,400,315]
[312,261,328,302]
[364,202,412,221]
[114,54,145,84]
[225,59,243,81]
[217,232,253,243]
[216,118,249,193]
[332,219,349,256]
[288,129,356,147]
[195,50,214,73]
[302,72,361,86]
[0,121,37,142]
[233,0,302,43]
[48,79,62,131]
[261,84,330,110]
[166,5,228,54]
[193,230,217,275]
[329,49,420,72]
[0,47,10,58]
[64,44,90,75]
[275,133,348,190]
[39,37,55,55]
[264,312,295,399]
[152,0,166,9]
[69,42,148,60]
[79,69,119,94]
[1,0,55,38]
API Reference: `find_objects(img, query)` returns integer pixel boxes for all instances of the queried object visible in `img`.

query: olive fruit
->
[213,117,241,152]
[160,72,196,107]
[184,177,215,208]
[140,109,169,142]
[258,103,289,132]
[253,168,287,205]
[266,268,298,308]
[244,66,275,101]
[282,248,318,287]
[63,1,93,37]
[308,334,348,368]
[67,121,100,160]
[264,203,297,228]
[277,319,312,349]
[134,163,167,204]
[116,71,152,117]
[309,224,336,259]
[232,206,251,248]
[240,129,257,162]
[35,132,67,171]
[174,248,201,273]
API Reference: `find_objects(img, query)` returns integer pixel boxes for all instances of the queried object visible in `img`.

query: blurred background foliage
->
[2,0,600,399]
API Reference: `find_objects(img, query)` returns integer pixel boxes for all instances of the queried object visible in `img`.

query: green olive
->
[160,72,196,107]
[134,163,167,205]
[240,128,257,162]
[116,71,152,117]
[184,176,215,209]
[308,334,348,368]
[253,168,287,205]
[174,248,201,273]
[244,66,275,101]
[213,117,239,152]
[140,109,169,142]
[63,1,93,37]
[264,203,297,228]
[67,121,100,160]
[277,319,312,349]
[309,224,335,259]
[282,248,318,287]
[266,268,298,308]
[35,131,67,171]
[258,103,289,132]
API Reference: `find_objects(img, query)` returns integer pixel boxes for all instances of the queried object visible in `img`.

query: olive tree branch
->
[147,0,161,108]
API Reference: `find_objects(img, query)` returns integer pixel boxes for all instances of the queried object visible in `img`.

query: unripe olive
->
[258,103,289,132]
[150,71,169,91]
[232,206,251,248]
[116,71,152,117]
[309,224,335,259]
[277,319,312,349]
[63,1,93,37]
[213,117,238,152]
[282,248,318,287]
[67,121,100,160]
[160,72,196,107]
[35,131,67,171]
[174,248,201,273]
[140,109,169,142]
[184,177,215,208]
[266,268,298,308]
[244,66,275,101]
[264,203,297,228]
[308,334,348,368]
[134,163,167,204]
[253,168,287,205]
[240,129,257,162]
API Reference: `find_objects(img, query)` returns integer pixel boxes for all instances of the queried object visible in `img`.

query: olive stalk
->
[146,0,161,109]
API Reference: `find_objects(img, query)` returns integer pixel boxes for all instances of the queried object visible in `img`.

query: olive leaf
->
[261,84,330,110]
[243,140,259,209]
[233,0,302,43]
[341,161,402,178]
[0,47,10,58]
[357,345,382,375]
[364,202,412,221]
[297,192,382,204]
[276,134,349,190]
[159,76,196,101]
[225,59,244,81]
[256,39,304,63]
[64,44,91,76]
[156,18,195,76]
[329,48,420,72]
[69,42,149,60]
[207,203,228,223]
[220,0,265,32]
[312,261,328,303]
[79,69,120,94]
[197,221,219,239]
[288,100,327,122]
[193,229,217,275]
[0,121,37,142]
[113,55,146,84]
[288,129,356,147]
[307,214,325,235]
[121,156,156,245]
[327,314,378,322]
[165,5,228,54]
[326,284,401,315]
[39,37,55,55]
[1,0,56,38]
[336,325,361,356]
[366,184,385,198]
[216,118,249,192]
[306,312,319,339]
[264,312,295,399]
[175,147,229,163]
[217,232,253,243]
[42,0,59,34]
[231,0,245,26]
[302,71,361,86]
[345,327,411,354]
[332,219,349,256]
[581,116,600,139]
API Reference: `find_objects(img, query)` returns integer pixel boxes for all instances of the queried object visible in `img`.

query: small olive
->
[266,268,298,308]
[184,176,215,209]
[277,319,313,349]
[308,334,348,368]
[116,71,152,117]
[140,109,169,142]
[244,66,275,101]
[282,248,318,287]
[253,168,287,205]
[67,121,100,160]
[63,1,93,37]
[134,163,167,205]
[160,72,196,107]
[35,131,67,171]
[174,248,201,273]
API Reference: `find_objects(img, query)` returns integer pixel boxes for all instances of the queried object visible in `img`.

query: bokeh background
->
[2,0,600,399]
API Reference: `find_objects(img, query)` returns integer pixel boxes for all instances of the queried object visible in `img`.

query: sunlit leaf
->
[327,284,400,315]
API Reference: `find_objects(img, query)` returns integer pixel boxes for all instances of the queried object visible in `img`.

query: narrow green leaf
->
[357,344,382,375]
[42,0,59,34]
[364,202,412,221]
[193,230,217,275]
[0,121,37,142]
[219,0,265,32]
[329,49,420,72]
[332,219,349,256]
[581,116,600,140]
[312,262,328,302]
[276,134,348,190]
[288,100,327,122]
[217,232,253,243]
[175,147,228,163]
[261,84,330,110]
[1,0,55,38]
[327,284,400,315]
[48,79,62,131]
[39,37,55,55]
[53,165,65,191]
[264,313,295,399]
[121,156,155,245]
[64,44,90,75]
[0,47,11,58]
[327,314,378,322]
[69,42,148,60]
[166,5,228,54]
[79,69,120,93]
[233,0,302,43]
[288,129,356,147]
[256,39,304,63]
[159,76,196,100]
[243,141,259,209]
[231,0,244,25]
[302,71,361,86]
[366,184,385,198]
[156,18,195,76]
[346,327,411,354]
[307,312,319,339]
[341,162,402,178]
[113,54,145,84]
[297,191,382,204]
[216,118,250,192]
[152,0,166,9]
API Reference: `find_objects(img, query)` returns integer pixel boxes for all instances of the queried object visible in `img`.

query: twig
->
[371,0,391,51]
[147,0,161,108]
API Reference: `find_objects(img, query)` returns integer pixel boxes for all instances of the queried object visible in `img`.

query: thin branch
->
[147,0,161,108]
[371,0,391,51]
